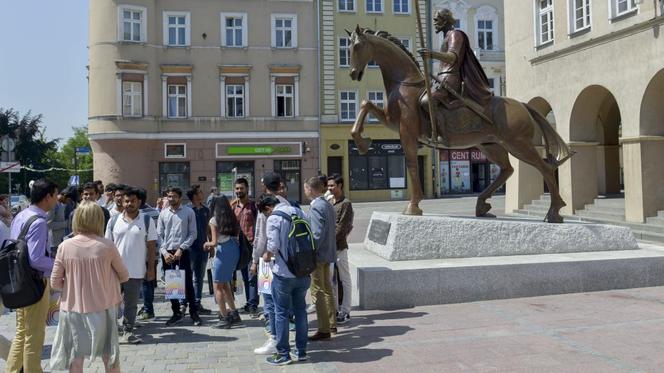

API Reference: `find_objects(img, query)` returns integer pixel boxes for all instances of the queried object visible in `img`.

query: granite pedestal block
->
[364,212,639,261]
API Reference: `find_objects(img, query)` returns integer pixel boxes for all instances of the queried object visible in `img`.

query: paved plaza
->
[3,196,664,372]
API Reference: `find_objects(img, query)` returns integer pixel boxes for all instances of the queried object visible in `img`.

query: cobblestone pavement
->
[4,196,664,372]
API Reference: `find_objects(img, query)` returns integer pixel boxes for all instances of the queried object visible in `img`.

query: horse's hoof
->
[545,211,564,223]
[357,137,373,155]
[476,202,493,217]
[402,204,423,216]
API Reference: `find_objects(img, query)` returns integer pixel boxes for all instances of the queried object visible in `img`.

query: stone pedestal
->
[364,212,639,261]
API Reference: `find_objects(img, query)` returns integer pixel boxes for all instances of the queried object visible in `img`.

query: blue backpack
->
[272,209,317,277]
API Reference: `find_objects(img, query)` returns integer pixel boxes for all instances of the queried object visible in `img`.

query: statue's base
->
[363,212,639,261]
[351,213,660,309]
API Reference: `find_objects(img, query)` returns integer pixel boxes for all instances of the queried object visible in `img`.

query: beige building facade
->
[89,0,319,202]
[504,0,664,222]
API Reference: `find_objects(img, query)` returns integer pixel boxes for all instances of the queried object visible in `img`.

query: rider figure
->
[418,9,493,125]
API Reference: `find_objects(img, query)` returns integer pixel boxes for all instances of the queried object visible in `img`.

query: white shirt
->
[105,212,157,279]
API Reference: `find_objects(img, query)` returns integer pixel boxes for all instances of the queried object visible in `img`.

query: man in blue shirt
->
[182,185,211,315]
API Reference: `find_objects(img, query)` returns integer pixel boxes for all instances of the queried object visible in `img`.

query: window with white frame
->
[393,0,409,14]
[167,84,187,118]
[276,84,294,117]
[338,0,355,12]
[122,81,143,117]
[398,37,411,51]
[226,84,245,118]
[568,0,591,33]
[535,0,554,46]
[164,143,186,158]
[367,91,384,122]
[487,78,496,93]
[366,0,383,13]
[339,37,351,67]
[272,15,297,48]
[611,0,637,18]
[221,13,247,47]
[477,20,494,50]
[340,91,357,122]
[164,12,190,46]
[119,6,146,42]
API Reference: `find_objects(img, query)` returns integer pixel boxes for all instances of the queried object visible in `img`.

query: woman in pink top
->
[49,202,129,373]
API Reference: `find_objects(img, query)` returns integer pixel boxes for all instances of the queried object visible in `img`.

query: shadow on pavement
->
[307,311,427,364]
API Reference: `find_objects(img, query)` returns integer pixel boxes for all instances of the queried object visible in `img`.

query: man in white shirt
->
[105,187,157,344]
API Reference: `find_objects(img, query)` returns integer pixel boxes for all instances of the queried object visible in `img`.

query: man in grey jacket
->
[46,198,67,252]
[304,177,337,341]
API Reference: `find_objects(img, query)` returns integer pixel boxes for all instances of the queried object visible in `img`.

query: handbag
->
[235,231,252,271]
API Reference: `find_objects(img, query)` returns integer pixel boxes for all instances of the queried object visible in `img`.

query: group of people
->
[0,170,354,371]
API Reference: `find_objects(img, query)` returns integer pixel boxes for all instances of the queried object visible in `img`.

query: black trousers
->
[162,250,198,317]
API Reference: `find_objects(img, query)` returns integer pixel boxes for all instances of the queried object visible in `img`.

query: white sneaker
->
[254,337,277,355]
[306,304,316,314]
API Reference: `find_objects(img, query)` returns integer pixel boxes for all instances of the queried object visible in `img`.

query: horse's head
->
[347,25,371,82]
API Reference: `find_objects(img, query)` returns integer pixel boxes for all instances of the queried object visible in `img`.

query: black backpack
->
[272,209,317,277]
[0,215,47,308]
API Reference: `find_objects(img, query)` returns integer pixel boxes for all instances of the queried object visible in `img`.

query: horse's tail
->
[525,104,575,168]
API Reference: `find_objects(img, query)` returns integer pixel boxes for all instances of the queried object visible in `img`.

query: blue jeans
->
[263,292,276,337]
[241,265,260,307]
[272,274,310,357]
[189,248,208,304]
[141,279,155,314]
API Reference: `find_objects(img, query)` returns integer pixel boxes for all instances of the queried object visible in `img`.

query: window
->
[398,37,411,51]
[487,78,496,93]
[226,84,244,118]
[536,0,554,46]
[477,20,494,50]
[118,6,146,42]
[272,14,297,48]
[164,143,186,158]
[122,81,143,117]
[338,0,355,12]
[167,84,187,118]
[393,0,409,14]
[159,162,190,193]
[568,0,591,33]
[339,37,351,67]
[611,0,637,18]
[221,13,247,47]
[367,91,384,122]
[366,0,383,13]
[339,91,357,122]
[276,84,294,117]
[164,12,190,46]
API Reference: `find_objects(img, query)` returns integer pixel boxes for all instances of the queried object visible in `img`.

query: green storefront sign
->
[227,145,292,156]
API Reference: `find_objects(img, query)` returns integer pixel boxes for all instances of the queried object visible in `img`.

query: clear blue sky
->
[0,0,88,143]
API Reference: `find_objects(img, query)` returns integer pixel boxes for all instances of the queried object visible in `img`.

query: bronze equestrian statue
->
[347,9,574,223]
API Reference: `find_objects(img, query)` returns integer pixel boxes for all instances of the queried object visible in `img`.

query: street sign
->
[75,147,91,154]
[68,175,80,186]
[0,162,20,173]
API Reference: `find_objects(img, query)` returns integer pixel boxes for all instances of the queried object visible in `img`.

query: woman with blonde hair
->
[50,201,129,372]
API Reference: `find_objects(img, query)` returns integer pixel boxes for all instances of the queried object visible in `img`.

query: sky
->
[0,1,88,144]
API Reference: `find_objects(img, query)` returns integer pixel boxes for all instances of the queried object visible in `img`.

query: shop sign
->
[348,140,405,155]
[471,149,487,161]
[216,142,302,158]
[450,150,470,160]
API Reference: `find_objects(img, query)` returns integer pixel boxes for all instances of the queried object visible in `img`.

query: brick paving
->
[3,197,664,372]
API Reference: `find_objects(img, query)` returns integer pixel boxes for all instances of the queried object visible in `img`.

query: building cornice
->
[620,136,664,144]
[530,16,664,66]
[160,64,193,74]
[218,65,252,75]
[115,61,149,70]
[269,64,301,74]
[88,131,319,141]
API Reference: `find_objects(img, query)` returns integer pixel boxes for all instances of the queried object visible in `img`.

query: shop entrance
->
[159,162,190,195]
[472,163,490,193]
[216,161,255,198]
[274,160,301,203]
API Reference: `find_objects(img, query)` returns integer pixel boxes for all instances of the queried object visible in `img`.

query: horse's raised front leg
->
[351,100,384,155]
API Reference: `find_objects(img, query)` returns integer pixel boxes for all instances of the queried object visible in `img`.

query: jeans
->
[5,280,50,373]
[240,264,259,307]
[163,250,198,317]
[263,292,276,337]
[189,248,208,305]
[141,279,155,315]
[272,274,310,357]
[121,279,143,329]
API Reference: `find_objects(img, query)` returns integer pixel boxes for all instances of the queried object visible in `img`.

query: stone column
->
[622,136,664,222]
[504,155,543,214]
[559,142,598,214]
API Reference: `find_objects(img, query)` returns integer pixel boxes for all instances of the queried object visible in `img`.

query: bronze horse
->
[347,26,573,222]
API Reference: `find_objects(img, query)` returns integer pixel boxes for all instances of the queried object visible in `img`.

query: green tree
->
[0,108,63,194]
[54,126,93,185]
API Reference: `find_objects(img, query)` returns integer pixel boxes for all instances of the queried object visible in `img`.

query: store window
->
[348,140,406,190]
[216,161,254,197]
[274,160,301,202]
[159,162,190,194]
